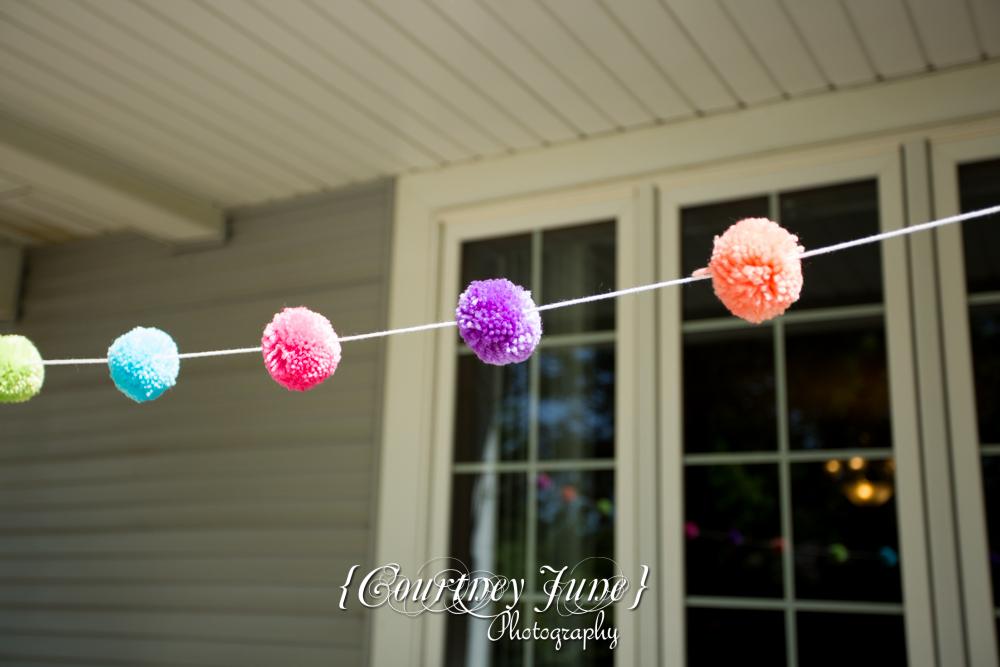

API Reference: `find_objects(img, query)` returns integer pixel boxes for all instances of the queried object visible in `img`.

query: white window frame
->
[654,150,936,666]
[932,128,1000,667]
[373,64,1000,667]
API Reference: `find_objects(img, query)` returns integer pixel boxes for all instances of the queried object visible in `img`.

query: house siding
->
[0,179,393,667]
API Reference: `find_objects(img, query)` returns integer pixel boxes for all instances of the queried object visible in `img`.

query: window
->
[958,157,1000,647]
[679,181,907,665]
[446,222,617,667]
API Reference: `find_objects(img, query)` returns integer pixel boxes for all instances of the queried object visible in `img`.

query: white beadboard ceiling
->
[0,0,997,245]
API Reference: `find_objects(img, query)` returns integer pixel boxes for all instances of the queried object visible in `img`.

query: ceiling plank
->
[203,0,463,165]
[542,0,694,121]
[906,0,982,66]
[0,9,316,196]
[0,111,224,244]
[842,0,928,77]
[780,0,876,87]
[664,0,784,103]
[0,65,260,205]
[309,0,538,150]
[967,0,1000,56]
[252,0,492,159]
[599,0,739,113]
[426,0,611,137]
[480,0,653,129]
[19,0,364,188]
[366,0,578,144]
[722,0,829,94]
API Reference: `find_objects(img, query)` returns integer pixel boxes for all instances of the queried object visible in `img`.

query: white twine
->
[36,204,1000,366]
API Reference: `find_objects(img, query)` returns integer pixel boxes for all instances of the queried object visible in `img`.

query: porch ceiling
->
[0,0,997,245]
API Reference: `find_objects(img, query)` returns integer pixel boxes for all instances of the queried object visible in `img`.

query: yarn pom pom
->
[456,278,541,365]
[108,327,179,403]
[0,335,44,403]
[262,307,341,391]
[696,217,804,323]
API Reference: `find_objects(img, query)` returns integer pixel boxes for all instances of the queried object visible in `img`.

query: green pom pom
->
[0,335,44,403]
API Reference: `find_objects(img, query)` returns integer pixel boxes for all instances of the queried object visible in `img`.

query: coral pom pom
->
[108,327,179,403]
[698,218,804,323]
[0,335,44,403]
[262,307,341,391]
[456,278,542,365]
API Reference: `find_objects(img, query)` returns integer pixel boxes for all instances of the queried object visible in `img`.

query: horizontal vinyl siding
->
[0,179,393,666]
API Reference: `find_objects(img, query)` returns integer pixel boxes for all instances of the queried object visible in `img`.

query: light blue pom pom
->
[107,327,179,402]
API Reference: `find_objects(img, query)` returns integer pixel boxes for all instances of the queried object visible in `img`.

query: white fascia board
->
[0,112,223,244]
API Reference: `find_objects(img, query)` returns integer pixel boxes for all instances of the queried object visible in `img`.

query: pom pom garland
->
[262,307,341,391]
[456,278,542,365]
[18,204,1000,399]
[108,327,179,403]
[695,217,804,323]
[0,335,44,403]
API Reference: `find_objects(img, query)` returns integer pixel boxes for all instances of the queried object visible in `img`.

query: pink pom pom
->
[696,218,804,323]
[261,307,342,391]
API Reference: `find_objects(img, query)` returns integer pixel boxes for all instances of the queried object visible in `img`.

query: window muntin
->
[680,180,905,665]
[446,221,616,667]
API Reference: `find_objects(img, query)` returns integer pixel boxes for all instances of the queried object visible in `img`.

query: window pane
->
[450,473,527,585]
[796,612,907,666]
[687,608,786,666]
[959,158,1000,294]
[785,317,891,450]
[541,221,615,335]
[536,470,614,586]
[684,327,776,453]
[539,345,614,460]
[971,303,1000,444]
[454,355,529,462]
[792,461,901,602]
[780,180,882,310]
[685,464,783,598]
[682,196,770,321]
[462,233,532,288]
[981,456,1000,606]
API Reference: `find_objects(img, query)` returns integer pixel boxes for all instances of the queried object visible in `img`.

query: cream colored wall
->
[0,179,394,666]
[377,61,1000,667]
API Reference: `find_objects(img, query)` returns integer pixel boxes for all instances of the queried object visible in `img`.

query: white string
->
[35,204,999,366]
[533,274,709,312]
[796,204,1000,259]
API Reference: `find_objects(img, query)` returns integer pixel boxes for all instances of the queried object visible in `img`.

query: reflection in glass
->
[450,473,526,586]
[796,612,907,666]
[682,196,770,321]
[536,470,614,586]
[970,304,1000,444]
[542,221,615,335]
[687,608,786,666]
[685,464,782,598]
[780,180,882,311]
[446,603,524,667]
[792,462,901,602]
[539,345,614,460]
[684,327,776,453]
[454,356,529,462]
[786,317,890,450]
[959,158,1000,294]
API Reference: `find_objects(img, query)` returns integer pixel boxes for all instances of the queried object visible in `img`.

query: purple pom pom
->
[456,279,542,365]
